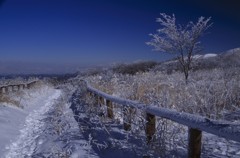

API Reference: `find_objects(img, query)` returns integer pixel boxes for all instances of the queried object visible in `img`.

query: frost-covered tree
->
[146,13,211,83]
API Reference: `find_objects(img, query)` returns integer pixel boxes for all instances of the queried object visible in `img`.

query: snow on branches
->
[146,13,212,82]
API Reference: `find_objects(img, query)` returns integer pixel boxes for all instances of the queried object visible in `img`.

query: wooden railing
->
[81,80,240,158]
[0,80,38,94]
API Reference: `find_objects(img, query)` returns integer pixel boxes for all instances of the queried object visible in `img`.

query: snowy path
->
[1,85,99,158]
[2,88,61,158]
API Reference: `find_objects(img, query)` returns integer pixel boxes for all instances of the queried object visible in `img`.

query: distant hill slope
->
[219,47,240,65]
[75,47,240,76]
[153,47,240,73]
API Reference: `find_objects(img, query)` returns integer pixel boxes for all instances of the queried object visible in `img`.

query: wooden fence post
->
[20,84,24,90]
[94,93,99,105]
[88,91,92,97]
[106,100,114,119]
[8,86,12,92]
[87,91,90,97]
[93,93,99,114]
[99,96,104,106]
[98,96,105,117]
[17,85,20,91]
[123,107,132,131]
[13,85,18,91]
[146,113,156,143]
[4,87,7,93]
[188,128,202,158]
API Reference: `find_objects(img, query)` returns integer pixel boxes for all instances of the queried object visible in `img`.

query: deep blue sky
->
[0,0,239,74]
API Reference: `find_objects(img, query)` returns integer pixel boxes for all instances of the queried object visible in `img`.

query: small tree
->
[146,13,212,83]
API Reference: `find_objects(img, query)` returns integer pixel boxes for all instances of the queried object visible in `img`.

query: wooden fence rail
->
[81,80,240,158]
[0,81,38,94]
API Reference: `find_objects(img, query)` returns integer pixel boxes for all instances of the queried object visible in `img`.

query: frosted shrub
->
[87,67,239,119]
[82,65,240,156]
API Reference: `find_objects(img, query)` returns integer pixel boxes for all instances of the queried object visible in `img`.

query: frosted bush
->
[82,65,240,157]
[86,67,239,119]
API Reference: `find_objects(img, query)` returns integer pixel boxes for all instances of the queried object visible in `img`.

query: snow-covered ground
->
[1,79,239,157]
[84,66,240,157]
[3,87,61,157]
[0,86,57,156]
[0,84,97,158]
[192,53,217,59]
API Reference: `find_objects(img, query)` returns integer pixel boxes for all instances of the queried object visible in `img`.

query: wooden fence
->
[0,81,38,94]
[81,80,240,158]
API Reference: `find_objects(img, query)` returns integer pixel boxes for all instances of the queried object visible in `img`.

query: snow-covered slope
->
[0,105,27,154]
[0,86,58,156]
[154,47,240,73]
[225,47,240,54]
[192,47,240,60]
[0,84,99,158]
[220,47,240,61]
[4,89,61,157]
[192,53,217,59]
[203,53,217,58]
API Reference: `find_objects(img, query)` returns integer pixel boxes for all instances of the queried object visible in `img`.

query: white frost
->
[3,89,61,158]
